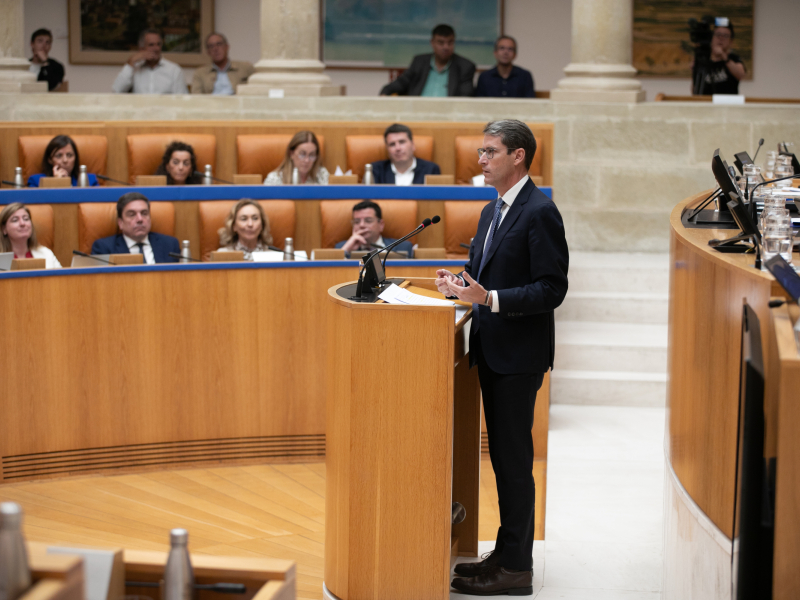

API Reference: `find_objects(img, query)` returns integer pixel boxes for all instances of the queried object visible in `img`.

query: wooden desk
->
[324,279,479,600]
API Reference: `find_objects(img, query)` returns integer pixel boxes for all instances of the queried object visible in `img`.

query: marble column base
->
[238,59,342,96]
[237,82,343,96]
[551,88,645,102]
[663,449,732,600]
[0,58,47,93]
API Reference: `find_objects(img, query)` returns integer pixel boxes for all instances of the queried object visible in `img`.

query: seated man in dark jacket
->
[380,24,475,97]
[371,123,441,185]
[91,192,180,264]
[335,200,414,258]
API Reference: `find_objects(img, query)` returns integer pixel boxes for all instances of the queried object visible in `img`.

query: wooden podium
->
[324,278,481,600]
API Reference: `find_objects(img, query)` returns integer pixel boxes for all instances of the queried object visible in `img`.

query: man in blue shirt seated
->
[370,124,441,185]
[91,192,180,264]
[475,36,535,98]
[335,200,414,258]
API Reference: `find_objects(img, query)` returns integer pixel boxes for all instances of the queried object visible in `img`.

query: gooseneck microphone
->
[752,138,765,163]
[168,252,203,262]
[72,250,114,264]
[381,215,440,268]
[1,180,20,187]
[96,174,130,186]
[193,171,235,185]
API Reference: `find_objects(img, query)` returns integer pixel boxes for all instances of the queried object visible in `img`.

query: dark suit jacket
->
[464,178,569,374]
[380,53,475,97]
[335,236,414,258]
[91,232,180,264]
[370,158,441,185]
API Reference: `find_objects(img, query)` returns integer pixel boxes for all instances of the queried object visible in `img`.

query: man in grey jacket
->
[380,24,475,97]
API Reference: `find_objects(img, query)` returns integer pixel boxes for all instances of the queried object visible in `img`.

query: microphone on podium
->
[72,250,114,265]
[168,252,203,262]
[96,174,129,186]
[193,171,235,185]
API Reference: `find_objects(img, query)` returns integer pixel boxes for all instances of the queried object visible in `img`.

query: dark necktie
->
[477,197,505,280]
[473,197,505,333]
[136,242,148,264]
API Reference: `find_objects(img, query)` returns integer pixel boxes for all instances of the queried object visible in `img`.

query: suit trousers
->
[475,337,544,571]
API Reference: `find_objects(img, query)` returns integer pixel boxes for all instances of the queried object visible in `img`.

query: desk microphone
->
[266,245,308,260]
[168,252,203,262]
[96,174,129,186]
[460,242,470,250]
[72,250,114,264]
[1,180,21,187]
[752,138,765,163]
[193,171,235,185]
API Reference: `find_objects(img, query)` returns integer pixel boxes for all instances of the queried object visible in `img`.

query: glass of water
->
[762,224,794,267]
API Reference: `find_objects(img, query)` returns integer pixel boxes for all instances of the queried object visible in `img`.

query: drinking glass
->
[763,225,794,267]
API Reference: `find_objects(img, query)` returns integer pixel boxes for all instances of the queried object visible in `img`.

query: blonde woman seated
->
[0,203,61,268]
[217,199,273,261]
[264,131,329,185]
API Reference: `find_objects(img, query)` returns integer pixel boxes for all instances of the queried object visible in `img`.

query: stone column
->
[551,0,644,102]
[238,0,341,97]
[0,0,47,93]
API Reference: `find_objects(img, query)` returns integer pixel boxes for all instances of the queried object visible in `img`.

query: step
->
[568,266,669,294]
[554,321,668,372]
[550,370,667,407]
[569,251,670,270]
[556,292,669,324]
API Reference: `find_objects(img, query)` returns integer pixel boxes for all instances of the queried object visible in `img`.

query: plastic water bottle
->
[291,168,299,185]
[283,237,295,261]
[12,168,23,189]
[203,165,213,186]
[78,165,89,188]
[180,241,191,263]
[363,164,374,185]
[0,503,31,600]
[163,529,194,600]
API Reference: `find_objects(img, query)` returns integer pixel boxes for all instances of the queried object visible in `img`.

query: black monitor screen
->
[713,149,742,200]
[764,254,800,302]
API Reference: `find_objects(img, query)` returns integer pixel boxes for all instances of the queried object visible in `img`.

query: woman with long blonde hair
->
[0,203,61,268]
[217,199,273,261]
[264,131,329,185]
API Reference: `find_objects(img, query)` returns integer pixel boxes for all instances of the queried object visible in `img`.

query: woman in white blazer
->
[0,203,61,268]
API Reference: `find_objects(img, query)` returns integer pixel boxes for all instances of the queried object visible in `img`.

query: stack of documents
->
[378,284,469,323]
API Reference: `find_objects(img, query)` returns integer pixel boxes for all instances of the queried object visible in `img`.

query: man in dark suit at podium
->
[91,192,180,264]
[370,124,441,185]
[436,120,568,596]
[335,200,414,258]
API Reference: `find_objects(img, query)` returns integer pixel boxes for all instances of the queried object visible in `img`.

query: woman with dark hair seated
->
[27,135,99,187]
[0,203,61,268]
[216,199,273,261]
[155,141,202,185]
[264,130,329,185]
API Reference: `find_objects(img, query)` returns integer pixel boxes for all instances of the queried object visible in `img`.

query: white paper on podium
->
[379,283,454,306]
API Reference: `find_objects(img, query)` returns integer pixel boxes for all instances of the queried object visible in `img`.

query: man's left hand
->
[446,272,489,305]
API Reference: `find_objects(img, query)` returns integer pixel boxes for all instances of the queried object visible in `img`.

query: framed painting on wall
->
[68,0,214,66]
[322,0,503,69]
[633,0,753,79]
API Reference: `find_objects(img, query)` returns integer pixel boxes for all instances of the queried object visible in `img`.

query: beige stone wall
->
[2,95,797,251]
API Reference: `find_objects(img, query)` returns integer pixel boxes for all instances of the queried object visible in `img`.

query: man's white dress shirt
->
[123,234,155,265]
[390,158,417,186]
[112,58,187,94]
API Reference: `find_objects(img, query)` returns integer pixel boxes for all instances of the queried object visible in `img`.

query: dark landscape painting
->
[633,0,753,78]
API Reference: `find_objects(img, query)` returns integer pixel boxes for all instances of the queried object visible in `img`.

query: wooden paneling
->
[668,192,786,538]
[768,303,800,600]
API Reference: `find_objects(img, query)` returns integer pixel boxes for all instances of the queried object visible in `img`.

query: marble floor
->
[453,405,666,599]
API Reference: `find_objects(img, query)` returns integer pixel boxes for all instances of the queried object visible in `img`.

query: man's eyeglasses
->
[351,217,378,226]
[477,147,517,160]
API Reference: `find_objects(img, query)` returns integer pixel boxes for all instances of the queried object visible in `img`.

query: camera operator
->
[691,17,746,95]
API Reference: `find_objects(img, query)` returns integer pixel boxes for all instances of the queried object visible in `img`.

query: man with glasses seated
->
[335,200,414,258]
[191,32,254,95]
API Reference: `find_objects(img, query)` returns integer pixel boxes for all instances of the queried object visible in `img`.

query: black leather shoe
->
[451,565,533,596]
[452,502,466,525]
[453,549,502,577]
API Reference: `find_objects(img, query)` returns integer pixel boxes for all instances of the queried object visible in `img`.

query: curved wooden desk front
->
[324,279,479,600]
[0,260,463,482]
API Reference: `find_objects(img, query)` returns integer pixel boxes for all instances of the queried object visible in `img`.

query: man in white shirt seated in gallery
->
[369,123,441,185]
[335,200,414,257]
[112,29,187,94]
